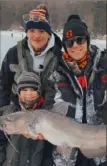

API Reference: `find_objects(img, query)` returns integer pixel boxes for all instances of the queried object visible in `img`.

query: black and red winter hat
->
[63,14,90,46]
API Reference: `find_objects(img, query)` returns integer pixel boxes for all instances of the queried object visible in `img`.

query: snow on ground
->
[0,31,26,66]
[0,30,106,67]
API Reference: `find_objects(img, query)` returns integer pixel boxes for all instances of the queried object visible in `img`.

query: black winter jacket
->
[0,102,54,166]
[43,45,107,166]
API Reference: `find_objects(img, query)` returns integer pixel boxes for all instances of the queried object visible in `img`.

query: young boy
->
[0,71,53,166]
[17,71,44,111]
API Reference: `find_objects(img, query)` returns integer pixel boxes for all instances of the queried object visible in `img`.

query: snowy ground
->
[0,30,106,67]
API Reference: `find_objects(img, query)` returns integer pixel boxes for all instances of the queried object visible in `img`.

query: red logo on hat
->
[66,30,73,39]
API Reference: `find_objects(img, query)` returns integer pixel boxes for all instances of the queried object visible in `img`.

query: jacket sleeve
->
[43,79,57,108]
[42,72,67,108]
[0,48,16,107]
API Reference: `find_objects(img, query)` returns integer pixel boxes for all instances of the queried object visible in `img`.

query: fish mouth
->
[0,119,24,135]
[1,122,20,134]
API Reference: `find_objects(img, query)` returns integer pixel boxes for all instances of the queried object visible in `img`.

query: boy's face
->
[27,29,50,52]
[19,88,39,100]
[19,88,40,110]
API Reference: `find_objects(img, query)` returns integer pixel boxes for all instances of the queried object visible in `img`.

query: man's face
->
[27,29,50,52]
[66,36,88,61]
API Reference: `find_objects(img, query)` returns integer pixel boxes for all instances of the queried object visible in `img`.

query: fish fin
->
[49,101,70,116]
[56,144,72,158]
[56,144,78,160]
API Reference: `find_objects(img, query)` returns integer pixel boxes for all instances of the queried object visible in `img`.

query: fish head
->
[0,111,36,136]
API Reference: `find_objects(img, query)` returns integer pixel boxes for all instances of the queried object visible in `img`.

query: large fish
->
[0,102,106,159]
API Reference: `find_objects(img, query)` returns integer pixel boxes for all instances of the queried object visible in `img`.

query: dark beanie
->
[24,4,52,35]
[17,71,41,93]
[63,14,90,46]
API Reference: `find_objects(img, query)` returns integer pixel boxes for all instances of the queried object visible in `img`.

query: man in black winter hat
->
[62,15,91,73]
[61,14,107,166]
[44,14,107,166]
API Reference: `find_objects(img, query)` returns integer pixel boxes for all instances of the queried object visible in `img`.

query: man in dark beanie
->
[62,14,91,73]
[63,14,90,49]
[0,71,54,166]
[42,14,107,166]
[61,15,107,166]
